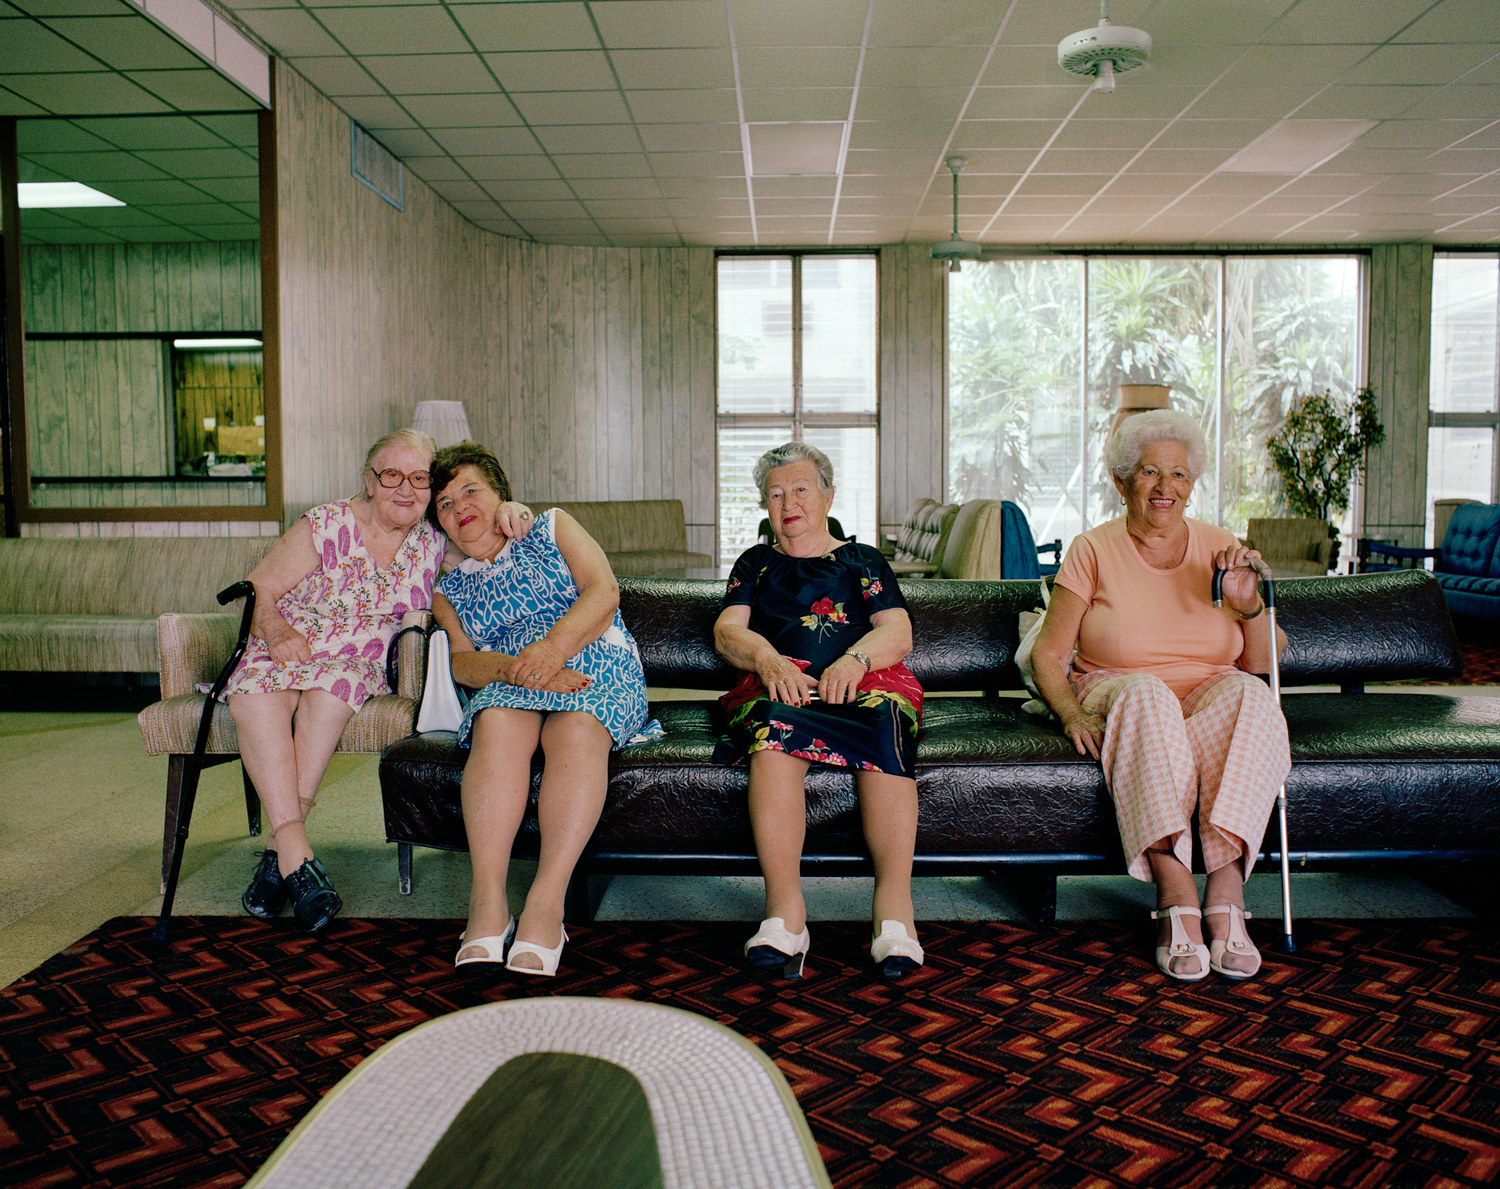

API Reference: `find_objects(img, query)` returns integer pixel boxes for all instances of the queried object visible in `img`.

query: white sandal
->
[454,917,516,968]
[1203,904,1261,980]
[506,925,569,977]
[871,920,924,979]
[1151,905,1209,982]
[744,917,810,978]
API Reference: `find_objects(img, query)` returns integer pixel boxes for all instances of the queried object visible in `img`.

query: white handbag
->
[415,628,466,733]
[1014,577,1064,718]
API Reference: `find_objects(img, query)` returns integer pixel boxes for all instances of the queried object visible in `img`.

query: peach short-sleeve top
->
[1055,517,1244,700]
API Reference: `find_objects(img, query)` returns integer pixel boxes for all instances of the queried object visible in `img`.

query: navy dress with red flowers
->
[717,542,923,775]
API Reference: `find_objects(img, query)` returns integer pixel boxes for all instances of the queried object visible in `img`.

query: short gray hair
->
[752,441,834,507]
[364,428,436,486]
[1106,409,1206,483]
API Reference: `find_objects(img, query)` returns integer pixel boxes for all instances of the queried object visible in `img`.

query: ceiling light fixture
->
[1058,1,1152,94]
[18,182,125,209]
[930,156,982,273]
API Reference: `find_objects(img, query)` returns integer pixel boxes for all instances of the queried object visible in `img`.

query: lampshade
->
[1109,385,1171,439]
[412,400,472,447]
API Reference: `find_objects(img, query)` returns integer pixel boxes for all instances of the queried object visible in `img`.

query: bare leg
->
[1147,842,1203,977]
[747,748,811,932]
[855,771,918,936]
[508,712,613,970]
[457,708,541,962]
[229,690,351,876]
[1203,855,1256,975]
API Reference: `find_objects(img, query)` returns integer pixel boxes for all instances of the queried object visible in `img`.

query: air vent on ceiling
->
[351,119,404,211]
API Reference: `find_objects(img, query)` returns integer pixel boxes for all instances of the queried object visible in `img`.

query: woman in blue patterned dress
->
[429,443,650,977]
[715,442,926,980]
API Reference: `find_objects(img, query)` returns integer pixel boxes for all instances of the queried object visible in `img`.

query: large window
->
[949,255,1362,551]
[717,254,878,557]
[1428,253,1499,543]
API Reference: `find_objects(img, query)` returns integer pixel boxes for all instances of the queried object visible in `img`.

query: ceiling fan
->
[930,156,982,272]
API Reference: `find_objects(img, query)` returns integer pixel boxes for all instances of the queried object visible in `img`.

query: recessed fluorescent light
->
[173,338,263,349]
[747,123,845,177]
[17,182,126,208]
[1218,119,1378,174]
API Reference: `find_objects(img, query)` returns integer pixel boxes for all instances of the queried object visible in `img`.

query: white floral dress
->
[221,501,444,711]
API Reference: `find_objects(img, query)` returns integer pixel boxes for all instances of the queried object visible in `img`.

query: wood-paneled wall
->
[879,244,947,542]
[275,68,718,554]
[1366,243,1433,548]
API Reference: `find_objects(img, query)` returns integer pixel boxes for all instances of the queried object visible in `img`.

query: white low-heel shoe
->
[454,916,517,968]
[505,926,569,977]
[1203,903,1261,980]
[1151,905,1210,982]
[744,917,810,979]
[871,920,924,979]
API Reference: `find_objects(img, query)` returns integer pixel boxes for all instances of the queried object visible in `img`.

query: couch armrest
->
[393,609,434,701]
[156,613,240,698]
[1365,540,1436,566]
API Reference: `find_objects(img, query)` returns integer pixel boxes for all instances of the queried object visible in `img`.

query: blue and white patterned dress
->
[436,508,651,749]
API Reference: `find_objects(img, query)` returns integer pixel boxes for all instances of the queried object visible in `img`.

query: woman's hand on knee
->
[816,653,865,704]
[1062,711,1105,758]
[265,625,312,665]
[757,654,816,706]
[506,638,567,688]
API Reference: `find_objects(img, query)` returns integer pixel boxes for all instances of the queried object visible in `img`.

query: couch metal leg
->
[566,871,612,923]
[243,766,260,836]
[988,869,1058,923]
[398,843,413,895]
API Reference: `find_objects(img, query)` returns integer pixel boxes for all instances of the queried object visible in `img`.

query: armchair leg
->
[565,870,612,923]
[243,766,260,836]
[162,755,188,894]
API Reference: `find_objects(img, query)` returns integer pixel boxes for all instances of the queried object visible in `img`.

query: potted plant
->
[1265,386,1385,568]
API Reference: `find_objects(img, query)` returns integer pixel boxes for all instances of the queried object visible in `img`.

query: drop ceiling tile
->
[626,88,738,122]
[192,176,260,202]
[753,197,834,217]
[977,44,1068,89]
[128,68,260,109]
[853,87,971,123]
[1354,119,1489,149]
[401,154,468,181]
[1031,149,1140,175]
[98,177,211,202]
[1275,173,1376,196]
[23,148,167,178]
[1370,173,1480,196]
[604,232,685,246]
[657,174,747,198]
[637,122,740,152]
[582,198,670,218]
[428,177,487,201]
[740,88,850,122]
[0,89,50,115]
[1399,84,1500,119]
[962,86,1086,121]
[363,53,497,93]
[590,0,728,49]
[317,6,468,55]
[510,90,631,125]
[18,119,110,151]
[646,149,741,176]
[400,94,522,126]
[286,56,384,96]
[430,125,538,155]
[134,146,256,176]
[750,175,835,198]
[666,197,749,217]
[337,96,415,128]
[535,125,639,154]
[1182,172,1284,197]
[193,222,260,240]
[1395,0,1500,43]
[590,215,676,231]
[447,2,597,52]
[232,8,345,57]
[365,126,441,155]
[482,50,616,91]
[930,148,1037,174]
[566,177,662,199]
[1448,122,1500,149]
[549,151,657,177]
[736,48,861,89]
[1296,85,1435,120]
[194,113,259,146]
[478,179,578,201]
[608,48,732,89]
[471,216,524,235]
[1131,148,1235,172]
[868,0,1003,48]
[144,200,246,222]
[9,0,139,14]
[1102,173,1201,197]
[978,215,1072,239]
[1263,0,1428,45]
[1048,119,1164,151]
[448,198,504,218]
[515,217,598,235]
[859,46,989,88]
[728,0,866,48]
[949,119,1064,150]
[846,120,962,152]
[672,217,754,236]
[457,153,560,179]
[22,226,124,244]
[44,16,207,69]
[1013,173,1117,197]
[1345,42,1499,88]
[0,19,107,71]
[1323,146,1442,173]
[1151,118,1278,150]
[995,194,1090,217]
[1119,0,1282,43]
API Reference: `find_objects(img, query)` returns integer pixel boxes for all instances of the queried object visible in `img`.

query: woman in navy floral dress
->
[430,443,650,978]
[715,442,925,979]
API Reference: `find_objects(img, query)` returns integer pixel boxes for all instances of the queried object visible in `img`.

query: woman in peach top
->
[1030,410,1290,983]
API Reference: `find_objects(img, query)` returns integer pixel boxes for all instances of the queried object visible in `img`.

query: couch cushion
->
[1439,503,1500,578]
[0,614,157,672]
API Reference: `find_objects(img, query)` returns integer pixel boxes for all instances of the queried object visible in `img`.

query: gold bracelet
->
[1237,602,1265,621]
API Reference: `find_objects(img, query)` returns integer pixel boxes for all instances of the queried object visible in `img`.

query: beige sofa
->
[536,499,711,577]
[0,536,279,674]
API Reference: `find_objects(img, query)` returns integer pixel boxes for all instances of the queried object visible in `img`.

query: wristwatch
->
[845,649,872,672]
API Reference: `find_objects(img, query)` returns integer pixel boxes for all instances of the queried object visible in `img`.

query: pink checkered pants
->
[1069,668,1291,882]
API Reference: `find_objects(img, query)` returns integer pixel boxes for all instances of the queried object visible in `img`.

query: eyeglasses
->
[370,467,431,490]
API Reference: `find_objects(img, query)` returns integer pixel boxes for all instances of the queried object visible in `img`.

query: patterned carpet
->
[2,917,1498,1188]
[1455,622,1500,685]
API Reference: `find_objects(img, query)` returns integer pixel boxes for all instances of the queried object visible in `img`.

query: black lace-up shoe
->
[241,850,287,920]
[283,857,342,933]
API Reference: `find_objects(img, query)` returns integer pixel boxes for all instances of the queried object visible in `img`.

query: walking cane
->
[1213,558,1295,954]
[153,581,256,942]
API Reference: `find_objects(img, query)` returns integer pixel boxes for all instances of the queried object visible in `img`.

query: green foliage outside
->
[1266,386,1386,519]
[948,256,1361,540]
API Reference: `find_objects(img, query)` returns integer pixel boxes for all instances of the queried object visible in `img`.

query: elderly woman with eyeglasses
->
[223,429,531,932]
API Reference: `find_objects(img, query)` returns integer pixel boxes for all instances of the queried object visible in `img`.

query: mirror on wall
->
[11,110,277,519]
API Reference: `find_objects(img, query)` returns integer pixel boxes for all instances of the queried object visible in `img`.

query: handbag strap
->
[386,623,431,692]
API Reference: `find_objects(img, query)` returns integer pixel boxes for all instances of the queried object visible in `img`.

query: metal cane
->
[153,581,256,942]
[1213,558,1295,954]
